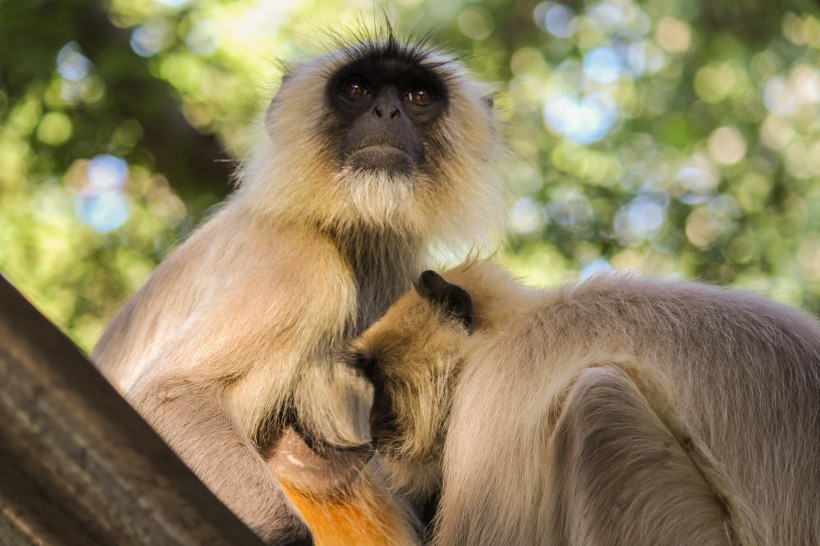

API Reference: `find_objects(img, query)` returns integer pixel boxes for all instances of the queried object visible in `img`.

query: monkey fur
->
[351,261,820,545]
[92,31,503,545]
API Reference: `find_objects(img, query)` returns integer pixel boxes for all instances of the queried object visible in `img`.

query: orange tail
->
[282,471,418,546]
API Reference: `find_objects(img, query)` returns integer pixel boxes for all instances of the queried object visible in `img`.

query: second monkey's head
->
[237,28,505,245]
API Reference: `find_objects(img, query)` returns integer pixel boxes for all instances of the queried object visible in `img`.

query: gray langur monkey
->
[350,261,820,546]
[91,31,504,546]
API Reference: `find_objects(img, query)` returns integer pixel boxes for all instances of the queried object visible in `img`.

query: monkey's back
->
[455,274,820,545]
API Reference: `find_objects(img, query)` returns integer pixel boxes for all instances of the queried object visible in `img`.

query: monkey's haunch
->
[353,261,820,546]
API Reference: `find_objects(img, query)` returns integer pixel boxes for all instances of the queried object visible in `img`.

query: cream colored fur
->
[353,261,820,545]
[91,34,503,545]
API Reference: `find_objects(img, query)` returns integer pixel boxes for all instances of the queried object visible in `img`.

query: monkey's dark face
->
[257,38,502,236]
[325,55,449,176]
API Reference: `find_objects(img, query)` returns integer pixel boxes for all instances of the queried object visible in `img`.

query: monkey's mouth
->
[347,145,415,176]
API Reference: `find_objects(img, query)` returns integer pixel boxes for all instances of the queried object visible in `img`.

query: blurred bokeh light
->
[0,0,819,350]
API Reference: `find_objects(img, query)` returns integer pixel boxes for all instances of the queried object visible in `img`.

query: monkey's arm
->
[110,268,325,545]
[130,375,312,546]
[114,253,376,546]
[94,221,376,544]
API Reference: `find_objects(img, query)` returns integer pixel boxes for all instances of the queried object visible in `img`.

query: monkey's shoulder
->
[156,211,348,292]
[104,212,358,349]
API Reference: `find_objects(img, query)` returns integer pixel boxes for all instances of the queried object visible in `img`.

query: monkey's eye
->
[405,85,434,105]
[341,77,370,99]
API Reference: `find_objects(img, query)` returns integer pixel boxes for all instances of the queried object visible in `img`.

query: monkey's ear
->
[415,271,475,334]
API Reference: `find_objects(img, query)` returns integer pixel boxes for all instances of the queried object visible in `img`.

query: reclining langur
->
[92,32,503,545]
[351,262,820,545]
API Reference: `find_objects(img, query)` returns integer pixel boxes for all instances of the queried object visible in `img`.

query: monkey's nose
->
[372,104,402,119]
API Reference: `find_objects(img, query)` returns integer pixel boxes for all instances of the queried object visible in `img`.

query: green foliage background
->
[1,0,819,351]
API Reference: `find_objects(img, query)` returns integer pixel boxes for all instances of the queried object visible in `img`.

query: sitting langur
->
[351,262,820,545]
[92,32,503,545]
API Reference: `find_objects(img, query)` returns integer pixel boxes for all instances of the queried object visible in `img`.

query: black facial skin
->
[325,54,450,176]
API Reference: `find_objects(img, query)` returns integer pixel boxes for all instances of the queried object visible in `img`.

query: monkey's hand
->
[291,355,376,449]
[130,377,314,546]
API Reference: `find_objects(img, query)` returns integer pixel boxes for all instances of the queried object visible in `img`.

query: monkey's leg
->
[131,377,313,546]
[546,365,735,546]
